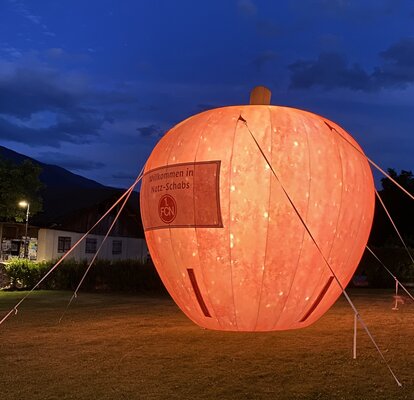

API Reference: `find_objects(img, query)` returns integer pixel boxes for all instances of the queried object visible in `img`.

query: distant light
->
[18,201,28,208]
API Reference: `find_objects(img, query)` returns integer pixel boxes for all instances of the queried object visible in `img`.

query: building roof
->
[32,187,144,238]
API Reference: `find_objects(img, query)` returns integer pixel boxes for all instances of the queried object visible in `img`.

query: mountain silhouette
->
[0,145,141,232]
[0,145,104,189]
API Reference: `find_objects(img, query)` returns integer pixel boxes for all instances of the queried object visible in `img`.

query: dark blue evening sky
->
[1,0,414,187]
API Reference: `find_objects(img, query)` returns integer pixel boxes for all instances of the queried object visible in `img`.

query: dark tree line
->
[369,169,414,248]
[0,157,43,222]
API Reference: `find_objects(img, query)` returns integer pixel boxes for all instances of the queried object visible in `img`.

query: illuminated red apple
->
[140,88,375,331]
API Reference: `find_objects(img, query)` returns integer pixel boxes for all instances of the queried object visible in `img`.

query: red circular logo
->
[158,194,177,224]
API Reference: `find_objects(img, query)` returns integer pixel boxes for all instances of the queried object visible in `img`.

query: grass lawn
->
[0,289,413,400]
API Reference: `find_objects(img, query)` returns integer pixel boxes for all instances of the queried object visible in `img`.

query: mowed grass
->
[0,290,413,400]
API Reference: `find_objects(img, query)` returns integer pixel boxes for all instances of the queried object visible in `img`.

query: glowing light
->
[140,103,374,332]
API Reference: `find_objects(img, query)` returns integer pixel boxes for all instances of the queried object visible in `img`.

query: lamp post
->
[18,201,30,259]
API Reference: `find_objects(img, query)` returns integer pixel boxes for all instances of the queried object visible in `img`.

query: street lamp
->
[18,201,30,259]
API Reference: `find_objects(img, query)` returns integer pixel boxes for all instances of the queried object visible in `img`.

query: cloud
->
[237,0,257,17]
[0,61,106,147]
[43,31,56,37]
[45,47,65,59]
[0,64,82,118]
[373,38,414,88]
[252,50,278,71]
[312,0,350,13]
[111,172,137,180]
[37,151,105,171]
[0,54,144,147]
[0,113,102,147]
[0,45,22,59]
[8,0,55,37]
[255,20,281,37]
[292,0,402,21]
[289,52,371,91]
[136,124,163,138]
[380,38,414,66]
[44,48,92,63]
[89,90,139,106]
[318,34,342,51]
[236,1,281,37]
[289,38,414,91]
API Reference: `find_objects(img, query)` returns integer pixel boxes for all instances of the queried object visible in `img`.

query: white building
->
[1,190,148,263]
[36,228,148,262]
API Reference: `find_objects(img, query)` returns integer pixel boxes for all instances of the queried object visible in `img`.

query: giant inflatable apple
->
[140,87,375,331]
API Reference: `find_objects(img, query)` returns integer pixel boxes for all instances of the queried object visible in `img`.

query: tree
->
[0,157,43,221]
[380,168,414,193]
[369,168,414,247]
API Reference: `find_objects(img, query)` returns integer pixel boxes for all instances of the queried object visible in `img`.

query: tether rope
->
[366,246,414,303]
[0,171,144,328]
[241,115,402,387]
[324,122,414,203]
[374,190,414,265]
[59,166,145,323]
[393,279,400,311]
[325,123,414,301]
[353,312,357,359]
